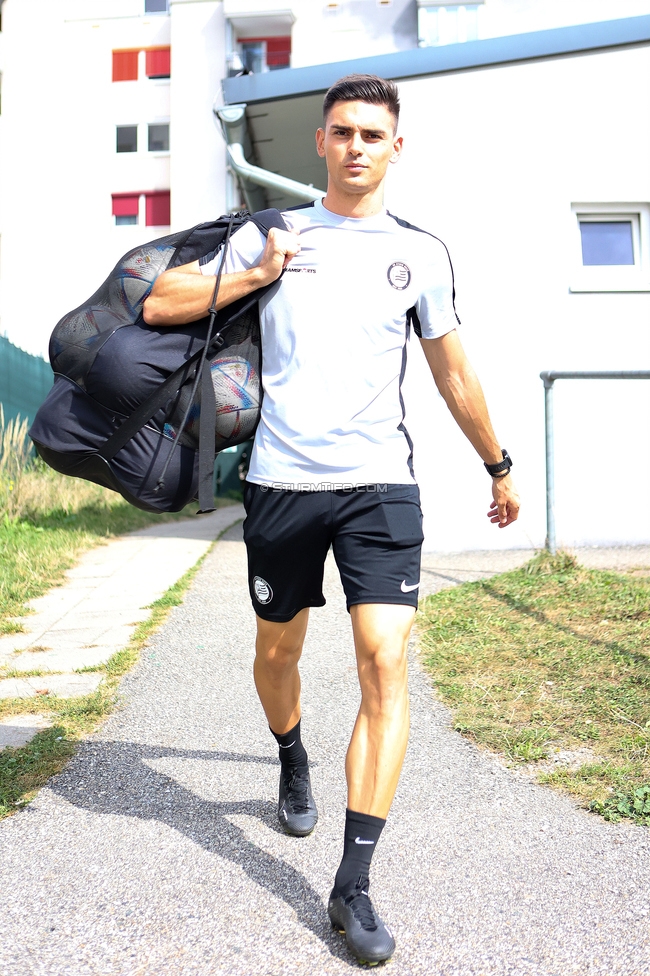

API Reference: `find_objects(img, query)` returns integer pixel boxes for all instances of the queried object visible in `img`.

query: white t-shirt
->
[200,199,458,488]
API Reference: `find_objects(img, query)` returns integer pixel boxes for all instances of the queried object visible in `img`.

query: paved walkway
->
[0,505,245,703]
[0,530,649,975]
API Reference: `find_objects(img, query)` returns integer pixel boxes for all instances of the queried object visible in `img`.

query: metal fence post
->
[541,372,556,554]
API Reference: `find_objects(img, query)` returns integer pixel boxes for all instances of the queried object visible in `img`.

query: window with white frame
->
[145,0,169,13]
[417,1,483,47]
[571,204,650,292]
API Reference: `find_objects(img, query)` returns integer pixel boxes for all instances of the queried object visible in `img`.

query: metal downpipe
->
[226,143,325,203]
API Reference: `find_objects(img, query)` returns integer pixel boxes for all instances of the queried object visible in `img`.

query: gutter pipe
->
[226,142,325,203]
[214,103,325,208]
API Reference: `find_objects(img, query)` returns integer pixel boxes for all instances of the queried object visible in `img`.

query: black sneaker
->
[328,878,396,965]
[278,766,318,837]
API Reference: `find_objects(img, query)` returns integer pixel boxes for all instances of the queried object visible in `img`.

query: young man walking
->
[144,74,519,965]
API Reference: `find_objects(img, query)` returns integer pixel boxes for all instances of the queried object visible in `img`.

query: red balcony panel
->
[112,194,140,217]
[146,47,171,78]
[146,191,171,226]
[112,50,139,82]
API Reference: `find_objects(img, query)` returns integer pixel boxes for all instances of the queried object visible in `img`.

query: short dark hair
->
[322,74,400,131]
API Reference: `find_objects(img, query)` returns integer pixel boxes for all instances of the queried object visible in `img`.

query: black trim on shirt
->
[397,331,415,479]
[283,200,317,212]
[387,211,461,330]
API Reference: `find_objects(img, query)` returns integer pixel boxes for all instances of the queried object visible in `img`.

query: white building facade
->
[0,0,649,551]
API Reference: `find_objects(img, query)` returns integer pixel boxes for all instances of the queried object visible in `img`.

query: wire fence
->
[0,336,53,426]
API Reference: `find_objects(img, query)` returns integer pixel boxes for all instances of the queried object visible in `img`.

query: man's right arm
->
[142,227,300,327]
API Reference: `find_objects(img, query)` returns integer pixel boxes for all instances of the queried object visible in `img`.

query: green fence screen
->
[0,336,53,425]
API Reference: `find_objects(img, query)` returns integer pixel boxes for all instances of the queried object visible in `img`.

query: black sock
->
[334,809,386,892]
[270,718,308,771]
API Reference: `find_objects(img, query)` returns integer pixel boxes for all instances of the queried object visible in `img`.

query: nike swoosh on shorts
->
[400,580,420,593]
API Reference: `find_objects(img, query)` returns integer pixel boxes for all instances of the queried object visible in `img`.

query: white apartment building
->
[0,0,649,551]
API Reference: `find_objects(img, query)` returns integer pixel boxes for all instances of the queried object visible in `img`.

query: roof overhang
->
[223,1,295,38]
[217,14,650,210]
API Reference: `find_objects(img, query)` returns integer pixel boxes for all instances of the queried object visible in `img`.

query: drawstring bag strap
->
[155,214,237,513]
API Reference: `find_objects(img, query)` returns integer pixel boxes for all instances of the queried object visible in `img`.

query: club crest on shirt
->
[387,262,411,290]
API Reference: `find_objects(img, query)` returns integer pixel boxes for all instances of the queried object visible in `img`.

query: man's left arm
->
[419,329,520,528]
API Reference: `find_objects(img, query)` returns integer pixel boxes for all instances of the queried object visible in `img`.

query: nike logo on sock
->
[354,837,375,845]
[279,741,296,749]
[400,580,420,592]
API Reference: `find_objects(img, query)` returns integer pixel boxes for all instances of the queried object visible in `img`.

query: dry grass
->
[0,408,35,520]
[0,405,116,522]
[417,551,650,825]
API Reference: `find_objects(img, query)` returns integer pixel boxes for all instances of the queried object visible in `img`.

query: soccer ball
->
[210,355,261,444]
[107,244,176,318]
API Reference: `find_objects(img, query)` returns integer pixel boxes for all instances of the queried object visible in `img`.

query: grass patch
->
[417,551,650,826]
[0,547,217,818]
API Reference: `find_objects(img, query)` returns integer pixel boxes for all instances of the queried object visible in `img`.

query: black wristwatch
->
[484,449,513,478]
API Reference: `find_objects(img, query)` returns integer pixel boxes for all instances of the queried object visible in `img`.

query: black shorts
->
[242,482,424,622]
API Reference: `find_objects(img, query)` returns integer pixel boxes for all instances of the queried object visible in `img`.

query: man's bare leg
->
[346,603,414,817]
[253,608,309,734]
[328,603,413,961]
[253,608,318,836]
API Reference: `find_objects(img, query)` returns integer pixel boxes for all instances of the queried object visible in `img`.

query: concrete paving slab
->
[46,609,152,631]
[9,646,118,674]
[0,505,244,672]
[420,548,535,594]
[0,673,103,699]
[571,545,650,570]
[0,714,53,750]
[419,545,650,596]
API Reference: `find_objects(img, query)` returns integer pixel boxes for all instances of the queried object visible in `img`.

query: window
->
[238,36,291,73]
[116,125,138,153]
[146,47,171,79]
[112,50,139,82]
[239,41,264,74]
[145,0,169,12]
[579,220,634,266]
[112,194,139,226]
[146,191,171,226]
[112,192,171,227]
[113,47,170,82]
[417,2,482,47]
[148,123,169,152]
[571,204,650,292]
